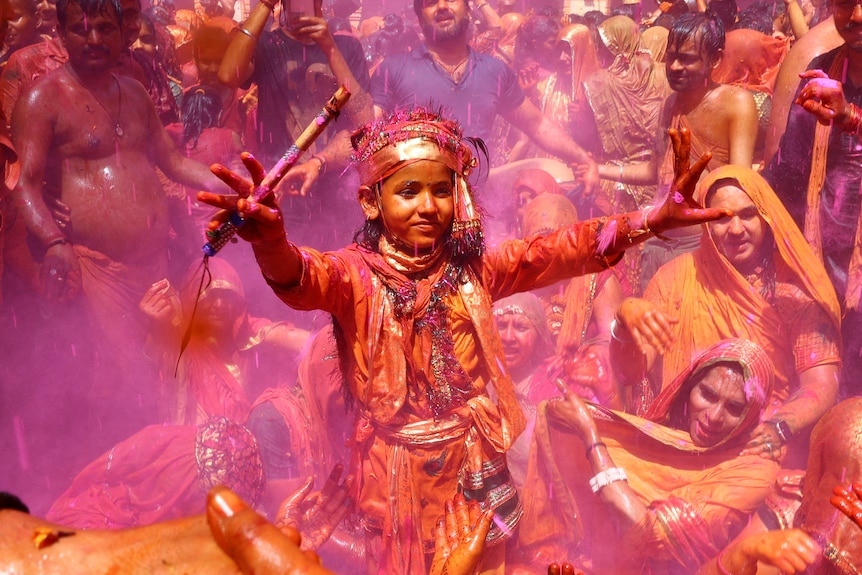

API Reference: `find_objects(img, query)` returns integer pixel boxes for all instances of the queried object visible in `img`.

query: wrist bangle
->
[585,441,607,458]
[618,164,623,181]
[844,103,862,135]
[238,26,258,41]
[768,419,794,444]
[589,467,627,494]
[45,237,69,250]
[310,154,327,175]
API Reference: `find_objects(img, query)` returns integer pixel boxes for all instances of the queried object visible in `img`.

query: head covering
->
[583,16,670,159]
[556,24,601,104]
[519,338,779,572]
[795,398,862,570]
[495,12,524,65]
[641,25,669,62]
[521,192,578,237]
[712,29,788,95]
[493,292,554,359]
[351,107,484,257]
[645,338,774,448]
[512,167,561,198]
[649,165,841,403]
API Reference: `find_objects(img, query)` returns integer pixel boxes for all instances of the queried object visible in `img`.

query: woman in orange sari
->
[516,338,779,574]
[612,165,841,462]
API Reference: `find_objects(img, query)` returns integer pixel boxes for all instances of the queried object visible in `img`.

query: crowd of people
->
[1,0,862,572]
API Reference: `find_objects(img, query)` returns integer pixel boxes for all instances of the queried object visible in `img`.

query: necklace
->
[431,53,470,82]
[66,66,124,138]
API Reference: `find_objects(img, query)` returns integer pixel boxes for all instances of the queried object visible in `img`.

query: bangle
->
[715,548,733,575]
[311,154,327,175]
[618,164,623,181]
[589,467,627,494]
[45,237,69,250]
[844,103,862,135]
[767,419,794,444]
[238,26,258,41]
[610,319,634,343]
[585,441,607,458]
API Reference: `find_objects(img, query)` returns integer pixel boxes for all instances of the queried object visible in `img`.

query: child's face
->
[372,160,455,254]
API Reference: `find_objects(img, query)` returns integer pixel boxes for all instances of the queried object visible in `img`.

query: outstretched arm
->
[595,127,731,259]
[198,152,304,288]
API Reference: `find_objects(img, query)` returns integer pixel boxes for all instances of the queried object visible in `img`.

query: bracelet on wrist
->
[843,103,862,135]
[311,154,327,175]
[589,467,627,494]
[238,26,258,41]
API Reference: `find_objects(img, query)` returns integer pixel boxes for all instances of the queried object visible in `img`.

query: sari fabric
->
[518,339,778,573]
[712,29,788,96]
[644,165,841,410]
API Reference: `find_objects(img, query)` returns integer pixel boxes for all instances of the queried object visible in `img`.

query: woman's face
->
[707,184,770,274]
[495,312,540,373]
[687,364,748,447]
[369,159,455,254]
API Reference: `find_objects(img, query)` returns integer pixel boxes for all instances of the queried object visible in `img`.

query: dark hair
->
[515,14,560,62]
[612,3,637,20]
[57,0,123,29]
[327,16,352,33]
[0,492,29,513]
[704,176,741,206]
[181,85,222,147]
[734,0,781,33]
[668,11,725,62]
[667,360,746,433]
[706,0,737,30]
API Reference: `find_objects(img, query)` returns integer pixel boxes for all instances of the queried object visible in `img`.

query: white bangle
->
[589,467,627,494]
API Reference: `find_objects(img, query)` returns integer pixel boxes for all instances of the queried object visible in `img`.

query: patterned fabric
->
[518,339,780,573]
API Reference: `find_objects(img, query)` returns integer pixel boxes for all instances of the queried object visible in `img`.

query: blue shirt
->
[370,44,525,146]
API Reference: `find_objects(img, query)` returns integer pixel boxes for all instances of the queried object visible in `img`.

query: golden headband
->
[351,108,477,187]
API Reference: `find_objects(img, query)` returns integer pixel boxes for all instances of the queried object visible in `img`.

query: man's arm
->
[218,0,274,89]
[726,86,759,167]
[10,81,81,301]
[502,98,600,194]
[775,364,839,438]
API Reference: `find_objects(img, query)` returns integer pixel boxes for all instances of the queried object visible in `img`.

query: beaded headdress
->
[350,107,485,258]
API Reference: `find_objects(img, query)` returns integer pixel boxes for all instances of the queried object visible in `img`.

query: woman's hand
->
[198,153,287,245]
[139,279,182,329]
[647,128,732,234]
[429,493,495,575]
[735,529,821,574]
[274,464,354,551]
[740,422,784,462]
[616,297,677,356]
[547,380,600,445]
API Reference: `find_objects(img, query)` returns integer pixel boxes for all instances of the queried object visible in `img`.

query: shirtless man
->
[10,0,228,450]
[598,12,759,288]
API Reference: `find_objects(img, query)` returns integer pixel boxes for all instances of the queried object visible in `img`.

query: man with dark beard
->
[368,0,601,195]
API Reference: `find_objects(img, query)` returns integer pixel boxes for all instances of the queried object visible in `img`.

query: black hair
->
[57,0,123,29]
[734,0,782,33]
[515,14,560,62]
[704,176,741,206]
[706,0,737,30]
[612,3,637,20]
[181,85,222,147]
[0,492,29,513]
[668,11,725,63]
